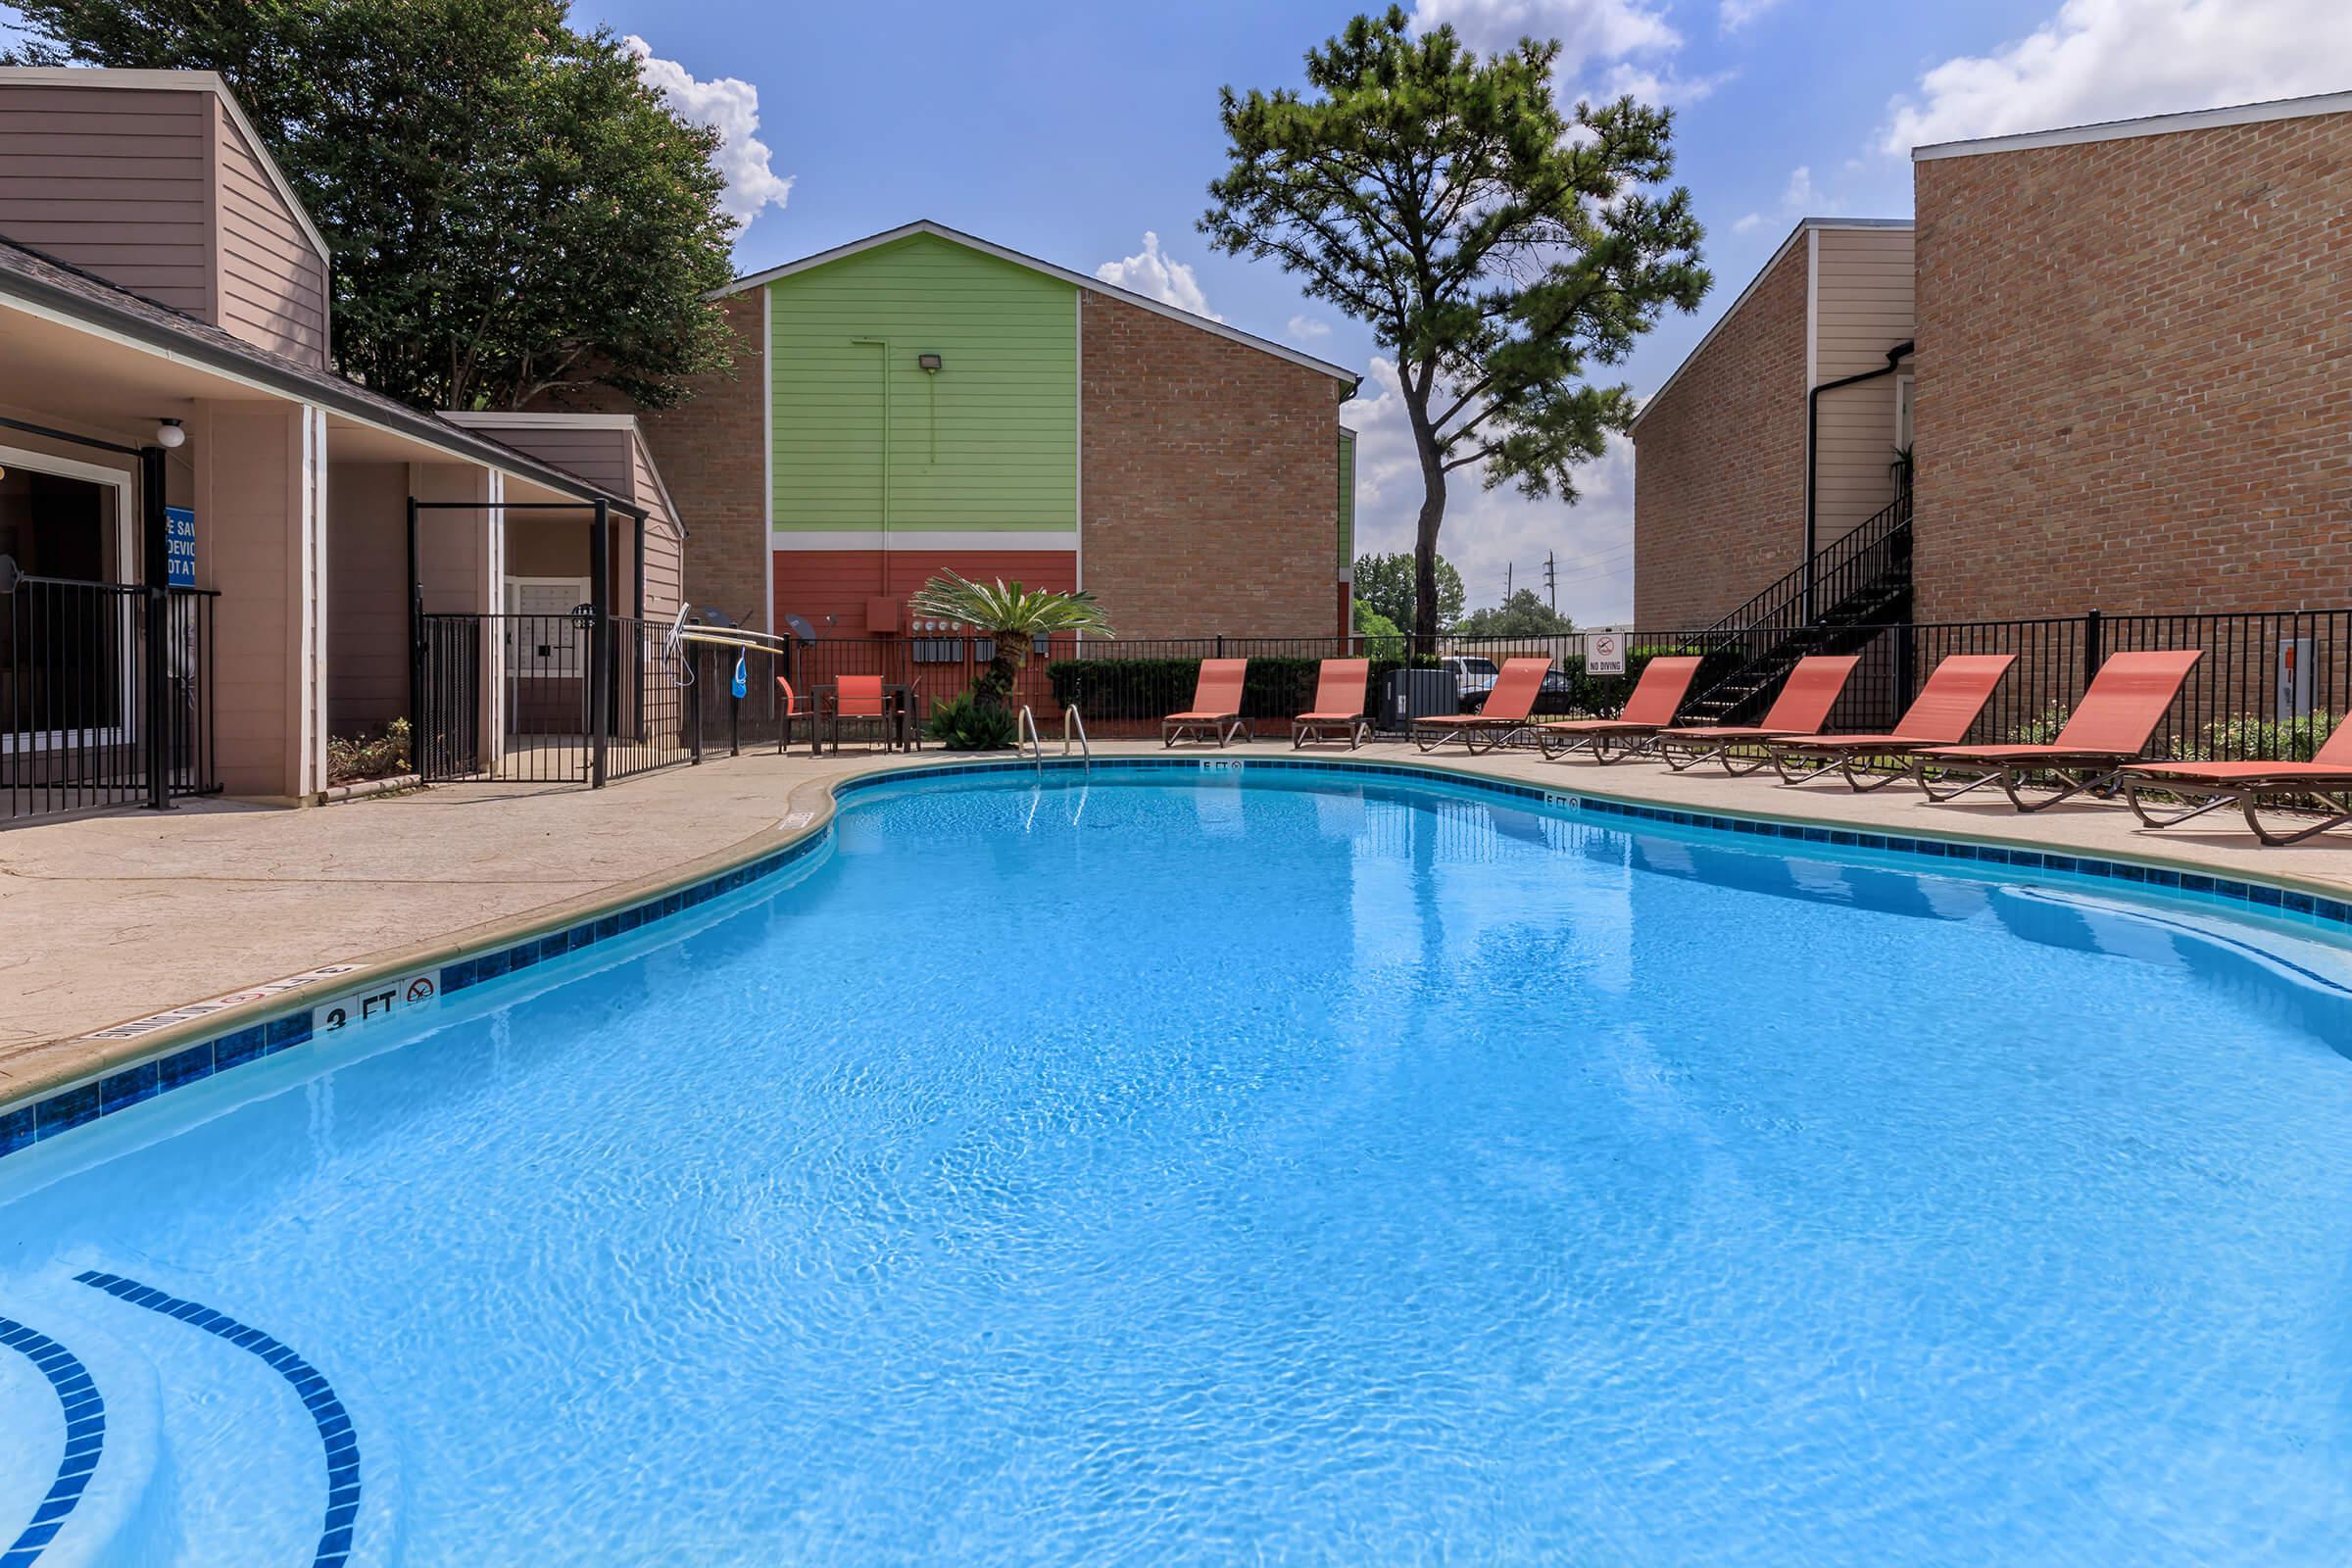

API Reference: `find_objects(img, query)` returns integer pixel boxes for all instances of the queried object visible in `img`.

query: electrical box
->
[1383,668,1458,731]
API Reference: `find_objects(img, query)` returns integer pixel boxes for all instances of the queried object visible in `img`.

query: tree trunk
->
[977,639,1025,710]
[1405,382,1447,649]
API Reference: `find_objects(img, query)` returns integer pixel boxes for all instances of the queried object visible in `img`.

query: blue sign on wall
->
[165,507,197,587]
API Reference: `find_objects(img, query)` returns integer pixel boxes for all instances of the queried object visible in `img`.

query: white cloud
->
[1288,315,1333,340]
[1410,0,1717,108]
[1095,232,1222,320]
[1879,0,2352,155]
[1718,0,1785,29]
[1348,357,1638,622]
[1731,212,1764,234]
[1412,0,1678,78]
[625,36,794,227]
[1729,164,1846,239]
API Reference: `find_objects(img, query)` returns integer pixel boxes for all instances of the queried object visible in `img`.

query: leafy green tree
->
[5,0,738,410]
[1452,588,1576,638]
[1352,551,1464,632]
[1203,8,1708,640]
[1350,597,1404,659]
[906,573,1116,710]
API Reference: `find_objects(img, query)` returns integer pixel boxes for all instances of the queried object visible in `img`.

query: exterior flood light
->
[154,418,186,449]
[916,353,943,373]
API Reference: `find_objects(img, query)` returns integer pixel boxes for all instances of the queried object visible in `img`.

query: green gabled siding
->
[767,233,1077,531]
[1337,429,1356,573]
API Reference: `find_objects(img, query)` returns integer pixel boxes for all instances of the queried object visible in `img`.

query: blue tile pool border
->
[74,1272,357,1568]
[0,1316,103,1568]
[6,754,2348,1169]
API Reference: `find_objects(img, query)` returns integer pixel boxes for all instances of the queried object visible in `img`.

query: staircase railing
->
[1699,488,1914,642]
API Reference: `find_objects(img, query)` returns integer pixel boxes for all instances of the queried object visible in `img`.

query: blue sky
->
[578,0,2351,622]
[10,0,2343,620]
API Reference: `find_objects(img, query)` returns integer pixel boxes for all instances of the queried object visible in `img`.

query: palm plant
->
[906,572,1116,710]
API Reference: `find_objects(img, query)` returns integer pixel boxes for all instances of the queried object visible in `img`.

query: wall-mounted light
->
[916,353,943,373]
[153,418,186,449]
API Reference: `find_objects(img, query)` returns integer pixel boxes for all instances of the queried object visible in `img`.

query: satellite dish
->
[783,613,817,645]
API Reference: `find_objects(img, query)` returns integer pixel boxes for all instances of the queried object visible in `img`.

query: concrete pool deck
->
[6,737,2352,1102]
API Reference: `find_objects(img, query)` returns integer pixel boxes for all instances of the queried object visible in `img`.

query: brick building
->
[1633,92,2352,630]
[568,221,1362,643]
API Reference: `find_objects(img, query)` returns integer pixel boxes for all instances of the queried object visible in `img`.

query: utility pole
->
[1544,551,1557,611]
[1505,563,1513,599]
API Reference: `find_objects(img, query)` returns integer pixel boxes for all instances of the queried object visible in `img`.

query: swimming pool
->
[5,764,2352,1564]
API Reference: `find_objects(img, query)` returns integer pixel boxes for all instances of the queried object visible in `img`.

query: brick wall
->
[1080,291,1346,638]
[1913,114,2352,621]
[533,293,770,629]
[1632,244,1808,627]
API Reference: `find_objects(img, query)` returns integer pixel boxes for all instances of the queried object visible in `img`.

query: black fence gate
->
[3,572,219,822]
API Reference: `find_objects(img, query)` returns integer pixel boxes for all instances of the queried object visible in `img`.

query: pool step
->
[0,1287,171,1567]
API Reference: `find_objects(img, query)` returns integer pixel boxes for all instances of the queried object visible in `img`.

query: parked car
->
[1443,655,1586,714]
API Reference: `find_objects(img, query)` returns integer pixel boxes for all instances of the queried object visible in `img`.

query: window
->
[0,445,135,751]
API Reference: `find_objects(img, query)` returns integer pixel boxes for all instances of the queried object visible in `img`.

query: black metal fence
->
[408,605,2352,787]
[2,575,219,822]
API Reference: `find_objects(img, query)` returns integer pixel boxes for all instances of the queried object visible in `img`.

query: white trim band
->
[768,529,1078,553]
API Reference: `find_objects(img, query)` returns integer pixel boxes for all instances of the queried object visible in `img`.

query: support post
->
[589,499,610,787]
[140,444,170,809]
[689,644,704,766]
[2083,608,2103,692]
[407,497,423,776]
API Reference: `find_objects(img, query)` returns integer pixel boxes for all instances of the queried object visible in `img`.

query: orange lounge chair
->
[1914,649,2201,810]
[1537,656,1702,762]
[1651,655,1861,775]
[1412,657,1551,755]
[2121,716,2352,845]
[1163,658,1250,747]
[1293,658,1373,750]
[825,673,896,753]
[1766,654,2016,791]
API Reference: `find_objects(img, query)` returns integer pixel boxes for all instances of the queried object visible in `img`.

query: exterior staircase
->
[1678,491,1913,726]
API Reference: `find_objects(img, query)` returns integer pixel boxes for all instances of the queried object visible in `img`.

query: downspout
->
[853,337,890,596]
[1802,338,1913,622]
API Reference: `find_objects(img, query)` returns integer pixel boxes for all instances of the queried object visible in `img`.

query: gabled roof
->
[1913,89,2352,161]
[0,236,639,514]
[721,220,1360,387]
[1630,217,1912,432]
[0,67,330,264]
[444,412,688,539]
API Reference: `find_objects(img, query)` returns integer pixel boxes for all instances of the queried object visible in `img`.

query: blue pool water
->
[5,768,2352,1564]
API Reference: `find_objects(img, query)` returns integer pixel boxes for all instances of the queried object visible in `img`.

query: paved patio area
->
[5,737,2349,1094]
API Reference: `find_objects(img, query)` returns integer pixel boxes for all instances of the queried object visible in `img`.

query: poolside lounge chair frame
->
[1411,657,1552,756]
[1911,649,2202,812]
[1650,656,1861,776]
[2117,719,2352,844]
[1292,658,1374,750]
[1765,654,2016,792]
[1536,656,1702,763]
[1163,659,1250,748]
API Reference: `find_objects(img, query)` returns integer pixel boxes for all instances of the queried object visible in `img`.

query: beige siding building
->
[1631,220,1914,627]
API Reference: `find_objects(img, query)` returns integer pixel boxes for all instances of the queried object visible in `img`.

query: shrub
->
[2201,710,2338,761]
[926,693,1021,751]
[326,719,412,785]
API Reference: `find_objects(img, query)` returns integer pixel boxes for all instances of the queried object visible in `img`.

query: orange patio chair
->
[1163,658,1250,747]
[1651,655,1861,774]
[1293,659,1374,750]
[773,676,821,756]
[1412,656,1551,755]
[825,673,895,754]
[1537,656,1702,762]
[2121,710,2352,845]
[1766,653,2016,791]
[1914,649,2201,811]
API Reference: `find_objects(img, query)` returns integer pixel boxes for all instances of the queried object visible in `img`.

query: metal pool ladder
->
[1016,706,1091,773]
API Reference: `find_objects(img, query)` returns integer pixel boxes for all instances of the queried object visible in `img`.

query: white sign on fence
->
[1588,632,1626,676]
